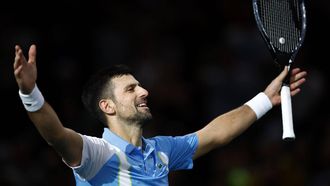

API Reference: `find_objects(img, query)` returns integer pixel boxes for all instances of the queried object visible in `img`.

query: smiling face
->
[110,74,152,125]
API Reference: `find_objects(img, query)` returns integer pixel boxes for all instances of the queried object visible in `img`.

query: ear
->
[99,99,116,115]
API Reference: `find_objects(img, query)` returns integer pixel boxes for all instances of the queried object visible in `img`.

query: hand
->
[264,66,307,106]
[14,45,38,94]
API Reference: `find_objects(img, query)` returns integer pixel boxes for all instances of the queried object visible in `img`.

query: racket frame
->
[252,0,307,141]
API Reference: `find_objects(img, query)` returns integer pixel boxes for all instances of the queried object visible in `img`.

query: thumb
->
[28,44,37,64]
[276,66,289,82]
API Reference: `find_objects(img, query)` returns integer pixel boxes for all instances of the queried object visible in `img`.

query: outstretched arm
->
[193,67,307,159]
[14,44,83,167]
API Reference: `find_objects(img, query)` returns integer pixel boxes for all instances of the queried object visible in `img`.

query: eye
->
[126,86,135,92]
[127,88,133,92]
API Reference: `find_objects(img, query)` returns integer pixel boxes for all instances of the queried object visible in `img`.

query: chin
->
[140,114,153,125]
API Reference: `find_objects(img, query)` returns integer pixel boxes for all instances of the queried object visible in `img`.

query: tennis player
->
[13,44,307,186]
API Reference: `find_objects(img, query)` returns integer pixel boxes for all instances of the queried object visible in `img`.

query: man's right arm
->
[27,101,83,167]
[14,44,83,167]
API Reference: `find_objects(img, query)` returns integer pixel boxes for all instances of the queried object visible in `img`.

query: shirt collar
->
[141,137,155,159]
[102,128,155,156]
[102,128,136,154]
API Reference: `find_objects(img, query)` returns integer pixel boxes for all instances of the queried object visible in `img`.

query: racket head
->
[252,0,307,67]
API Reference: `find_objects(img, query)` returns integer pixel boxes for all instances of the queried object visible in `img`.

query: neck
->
[108,120,143,147]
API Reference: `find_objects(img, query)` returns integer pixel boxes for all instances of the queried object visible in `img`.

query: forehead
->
[111,74,139,90]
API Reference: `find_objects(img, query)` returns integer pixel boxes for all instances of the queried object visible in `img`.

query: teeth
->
[138,103,147,107]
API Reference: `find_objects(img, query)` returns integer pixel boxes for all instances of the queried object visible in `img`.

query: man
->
[14,44,307,186]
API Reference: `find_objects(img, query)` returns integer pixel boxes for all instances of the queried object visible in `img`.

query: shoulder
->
[81,134,107,146]
[146,133,198,148]
[80,134,120,153]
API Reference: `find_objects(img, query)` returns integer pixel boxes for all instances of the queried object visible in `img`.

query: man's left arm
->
[193,67,307,159]
[194,104,256,159]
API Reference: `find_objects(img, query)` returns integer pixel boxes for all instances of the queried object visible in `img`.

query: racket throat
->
[275,52,292,85]
[275,51,292,67]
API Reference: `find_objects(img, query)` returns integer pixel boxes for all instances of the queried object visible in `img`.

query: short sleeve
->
[67,134,116,180]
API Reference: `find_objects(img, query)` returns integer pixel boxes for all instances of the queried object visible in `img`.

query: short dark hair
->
[81,64,133,125]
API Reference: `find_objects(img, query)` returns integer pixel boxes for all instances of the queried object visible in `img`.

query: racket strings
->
[257,0,303,53]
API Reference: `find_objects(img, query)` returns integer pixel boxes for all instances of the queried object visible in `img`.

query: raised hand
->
[264,66,307,106]
[14,44,38,94]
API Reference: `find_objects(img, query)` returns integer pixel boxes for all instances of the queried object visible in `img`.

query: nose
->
[138,86,149,98]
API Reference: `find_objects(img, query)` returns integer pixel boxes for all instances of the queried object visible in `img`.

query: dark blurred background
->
[1,0,329,185]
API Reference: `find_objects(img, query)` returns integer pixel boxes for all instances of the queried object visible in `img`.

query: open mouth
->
[136,100,150,110]
[137,103,148,108]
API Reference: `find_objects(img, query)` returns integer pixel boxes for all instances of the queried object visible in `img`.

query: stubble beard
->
[119,109,153,127]
[133,111,152,126]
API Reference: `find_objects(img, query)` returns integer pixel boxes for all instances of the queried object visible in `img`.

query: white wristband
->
[19,84,45,112]
[245,92,273,120]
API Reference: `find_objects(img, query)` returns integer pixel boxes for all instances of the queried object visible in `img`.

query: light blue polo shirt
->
[72,128,199,186]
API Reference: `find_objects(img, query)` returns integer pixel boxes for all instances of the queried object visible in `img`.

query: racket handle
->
[280,85,295,141]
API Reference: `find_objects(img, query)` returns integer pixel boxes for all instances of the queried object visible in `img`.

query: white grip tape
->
[245,92,273,120]
[280,85,295,140]
[19,84,45,112]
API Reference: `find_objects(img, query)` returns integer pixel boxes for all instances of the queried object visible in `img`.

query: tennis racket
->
[252,0,307,141]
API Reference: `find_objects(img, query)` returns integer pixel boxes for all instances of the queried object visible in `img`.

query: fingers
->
[14,64,23,77]
[14,45,35,69]
[290,88,301,97]
[14,45,26,62]
[291,67,301,75]
[289,67,307,96]
[15,45,21,54]
[14,45,24,70]
[290,77,306,91]
[290,68,307,83]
